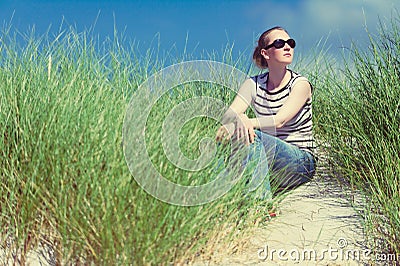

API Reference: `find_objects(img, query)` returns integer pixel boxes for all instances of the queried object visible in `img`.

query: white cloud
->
[299,0,400,35]
[241,0,399,56]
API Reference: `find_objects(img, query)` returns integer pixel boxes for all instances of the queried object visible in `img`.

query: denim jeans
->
[242,130,316,197]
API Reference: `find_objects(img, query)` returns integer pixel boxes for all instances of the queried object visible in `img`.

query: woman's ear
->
[260,49,270,60]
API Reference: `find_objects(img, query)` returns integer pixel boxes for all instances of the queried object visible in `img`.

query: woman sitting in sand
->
[216,26,316,195]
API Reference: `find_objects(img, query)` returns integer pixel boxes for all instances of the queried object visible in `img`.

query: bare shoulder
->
[289,76,312,100]
[292,75,312,93]
[238,78,257,94]
[243,77,257,86]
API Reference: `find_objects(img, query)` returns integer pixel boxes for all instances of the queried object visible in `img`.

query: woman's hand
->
[235,113,256,145]
[215,122,235,143]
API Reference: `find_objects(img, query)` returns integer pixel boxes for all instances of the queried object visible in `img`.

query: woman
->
[216,26,316,194]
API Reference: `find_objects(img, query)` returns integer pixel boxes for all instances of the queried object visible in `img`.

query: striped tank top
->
[250,70,315,155]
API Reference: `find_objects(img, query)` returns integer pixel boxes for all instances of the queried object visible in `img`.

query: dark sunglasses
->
[265,38,296,50]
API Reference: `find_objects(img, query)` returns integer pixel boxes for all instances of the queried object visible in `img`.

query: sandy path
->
[190,166,368,266]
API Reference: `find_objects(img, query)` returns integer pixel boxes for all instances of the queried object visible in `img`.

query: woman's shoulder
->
[289,69,307,80]
[250,69,308,82]
[250,72,268,85]
[288,69,313,91]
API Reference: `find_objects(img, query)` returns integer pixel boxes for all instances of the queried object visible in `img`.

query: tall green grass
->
[313,16,400,257]
[2,14,400,264]
[0,26,272,264]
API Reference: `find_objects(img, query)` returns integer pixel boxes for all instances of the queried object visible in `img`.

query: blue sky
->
[1,0,399,59]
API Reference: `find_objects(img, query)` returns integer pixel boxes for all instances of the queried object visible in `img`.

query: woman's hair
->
[253,26,289,69]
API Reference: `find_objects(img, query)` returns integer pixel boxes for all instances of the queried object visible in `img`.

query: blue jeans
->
[241,130,316,197]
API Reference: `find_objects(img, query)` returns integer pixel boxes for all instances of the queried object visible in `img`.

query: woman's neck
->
[268,67,289,90]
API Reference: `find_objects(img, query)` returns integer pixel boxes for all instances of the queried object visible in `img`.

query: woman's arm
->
[216,78,254,142]
[250,78,312,130]
[220,78,254,124]
[235,78,311,144]
[216,77,312,144]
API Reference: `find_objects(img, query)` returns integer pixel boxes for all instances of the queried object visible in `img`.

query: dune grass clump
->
[3,13,399,265]
[313,15,400,257]
[0,26,273,264]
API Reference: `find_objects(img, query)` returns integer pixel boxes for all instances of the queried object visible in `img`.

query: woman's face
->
[262,29,294,67]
